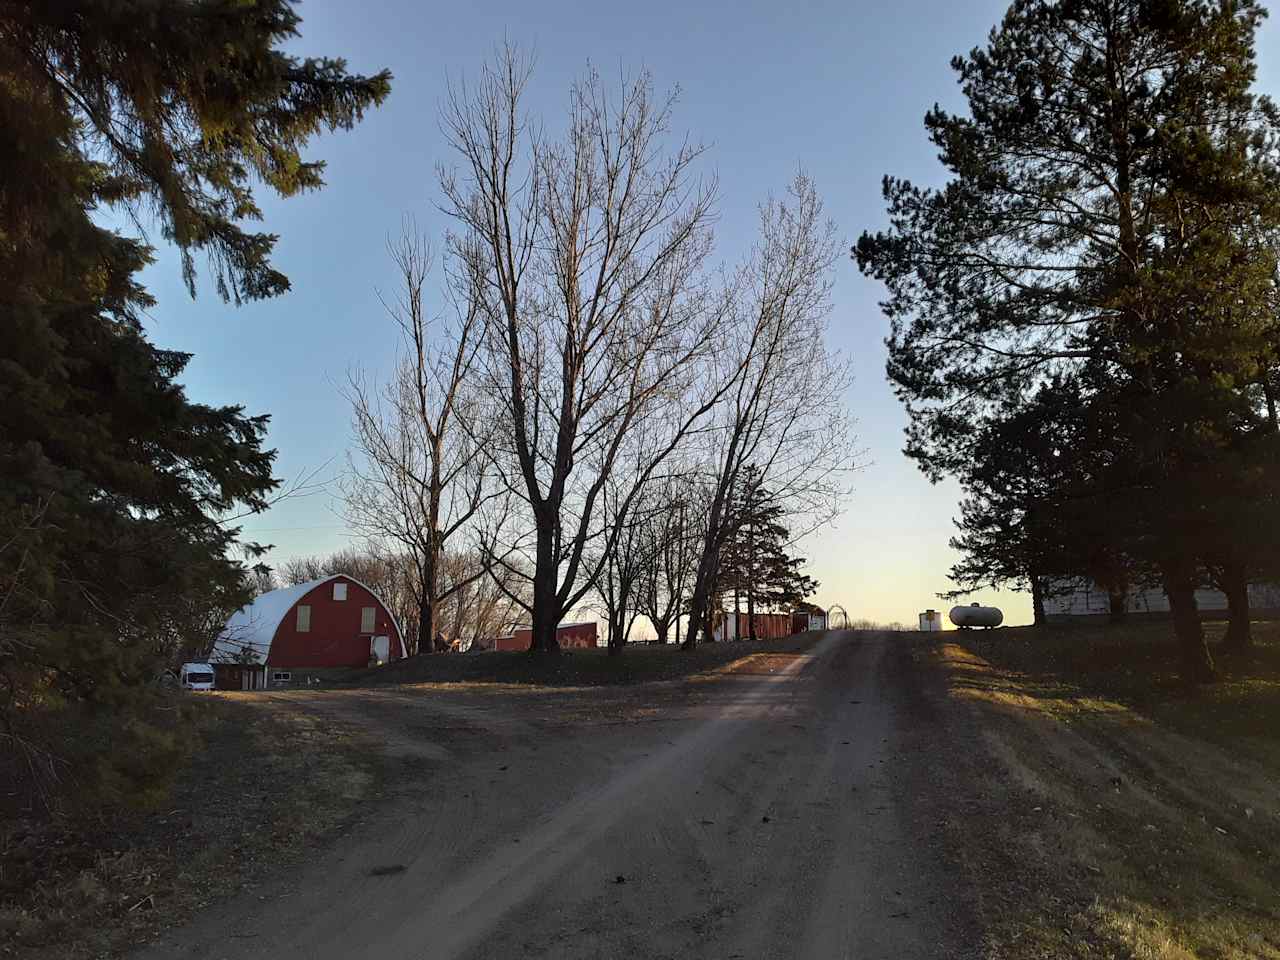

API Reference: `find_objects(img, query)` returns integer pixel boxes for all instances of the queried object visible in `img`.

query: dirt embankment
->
[915,628,1280,960]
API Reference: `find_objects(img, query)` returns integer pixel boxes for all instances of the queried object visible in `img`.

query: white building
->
[1042,579,1280,620]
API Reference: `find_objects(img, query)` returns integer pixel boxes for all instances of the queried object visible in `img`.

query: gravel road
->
[136,631,976,959]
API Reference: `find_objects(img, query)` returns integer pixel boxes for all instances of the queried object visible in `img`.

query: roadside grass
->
[348,632,824,688]
[961,619,1280,760]
[0,695,382,959]
[927,620,1280,960]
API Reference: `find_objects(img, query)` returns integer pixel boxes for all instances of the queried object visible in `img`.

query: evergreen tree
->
[718,467,818,639]
[943,377,1155,625]
[0,1,390,796]
[856,0,1280,681]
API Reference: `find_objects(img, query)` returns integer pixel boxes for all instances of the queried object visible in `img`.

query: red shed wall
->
[267,577,403,668]
[555,622,598,649]
[492,622,598,651]
[722,611,793,640]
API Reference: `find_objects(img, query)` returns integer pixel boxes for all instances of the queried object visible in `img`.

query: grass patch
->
[348,632,825,688]
[1,695,381,959]
[959,619,1280,757]
[924,621,1280,960]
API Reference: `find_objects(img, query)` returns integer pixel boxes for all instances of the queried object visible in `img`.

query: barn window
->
[296,605,311,632]
[360,606,376,633]
[333,582,347,601]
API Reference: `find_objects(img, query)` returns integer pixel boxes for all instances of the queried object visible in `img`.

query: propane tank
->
[949,602,1004,629]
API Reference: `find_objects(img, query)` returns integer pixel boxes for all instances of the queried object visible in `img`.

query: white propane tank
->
[949,602,1004,629]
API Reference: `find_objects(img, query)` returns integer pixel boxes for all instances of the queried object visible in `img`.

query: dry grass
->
[920,620,1280,959]
[348,632,824,688]
[0,695,383,959]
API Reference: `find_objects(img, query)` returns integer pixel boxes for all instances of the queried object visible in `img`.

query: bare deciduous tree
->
[343,224,493,654]
[590,473,654,655]
[435,548,527,650]
[633,475,700,646]
[441,47,733,652]
[684,177,854,647]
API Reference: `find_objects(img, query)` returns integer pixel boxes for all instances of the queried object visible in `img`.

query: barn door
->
[372,635,390,663]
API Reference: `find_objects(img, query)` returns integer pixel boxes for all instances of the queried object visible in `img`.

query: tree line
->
[342,46,852,656]
[856,0,1280,682]
[0,1,389,800]
[0,5,850,808]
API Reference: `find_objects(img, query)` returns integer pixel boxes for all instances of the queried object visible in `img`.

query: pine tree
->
[718,467,818,639]
[856,0,1280,682]
[0,1,390,797]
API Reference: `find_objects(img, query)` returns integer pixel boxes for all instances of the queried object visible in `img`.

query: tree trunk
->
[685,567,710,650]
[733,581,741,642]
[686,551,718,649]
[1031,573,1046,627]
[607,600,629,656]
[1161,560,1216,683]
[529,514,561,653]
[747,522,757,642]
[682,606,698,649]
[654,618,669,646]
[1107,588,1127,625]
[1222,562,1253,652]
[1262,366,1278,432]
[417,592,434,658]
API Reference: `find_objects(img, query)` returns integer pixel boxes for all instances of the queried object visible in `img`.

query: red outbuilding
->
[213,575,405,685]
[713,611,794,641]
[489,621,598,651]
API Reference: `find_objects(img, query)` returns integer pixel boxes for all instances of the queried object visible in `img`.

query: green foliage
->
[855,0,1280,677]
[719,466,819,616]
[0,0,390,804]
[2,0,391,303]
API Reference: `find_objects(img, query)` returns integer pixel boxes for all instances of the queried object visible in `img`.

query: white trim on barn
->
[212,574,406,663]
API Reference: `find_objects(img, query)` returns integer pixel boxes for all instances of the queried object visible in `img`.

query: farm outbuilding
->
[1042,579,1280,622]
[792,608,828,633]
[488,621,599,651]
[713,611,793,642]
[213,575,405,685]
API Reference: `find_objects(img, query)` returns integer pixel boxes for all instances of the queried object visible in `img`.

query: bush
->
[2,690,195,817]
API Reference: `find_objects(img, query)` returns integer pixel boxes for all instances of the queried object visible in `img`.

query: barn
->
[212,575,405,688]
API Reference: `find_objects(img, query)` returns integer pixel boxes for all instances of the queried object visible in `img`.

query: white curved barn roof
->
[212,574,404,664]
[213,578,327,663]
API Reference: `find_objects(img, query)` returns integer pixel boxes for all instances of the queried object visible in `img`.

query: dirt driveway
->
[133,631,977,960]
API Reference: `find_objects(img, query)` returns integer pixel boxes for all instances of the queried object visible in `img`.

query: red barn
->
[214,575,405,684]
[490,621,598,651]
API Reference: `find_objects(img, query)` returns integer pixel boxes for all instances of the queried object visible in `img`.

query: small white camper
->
[179,662,216,691]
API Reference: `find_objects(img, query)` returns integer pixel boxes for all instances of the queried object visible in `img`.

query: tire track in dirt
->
[134,633,973,960]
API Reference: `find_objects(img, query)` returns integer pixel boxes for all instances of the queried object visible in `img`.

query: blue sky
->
[134,1,1280,627]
